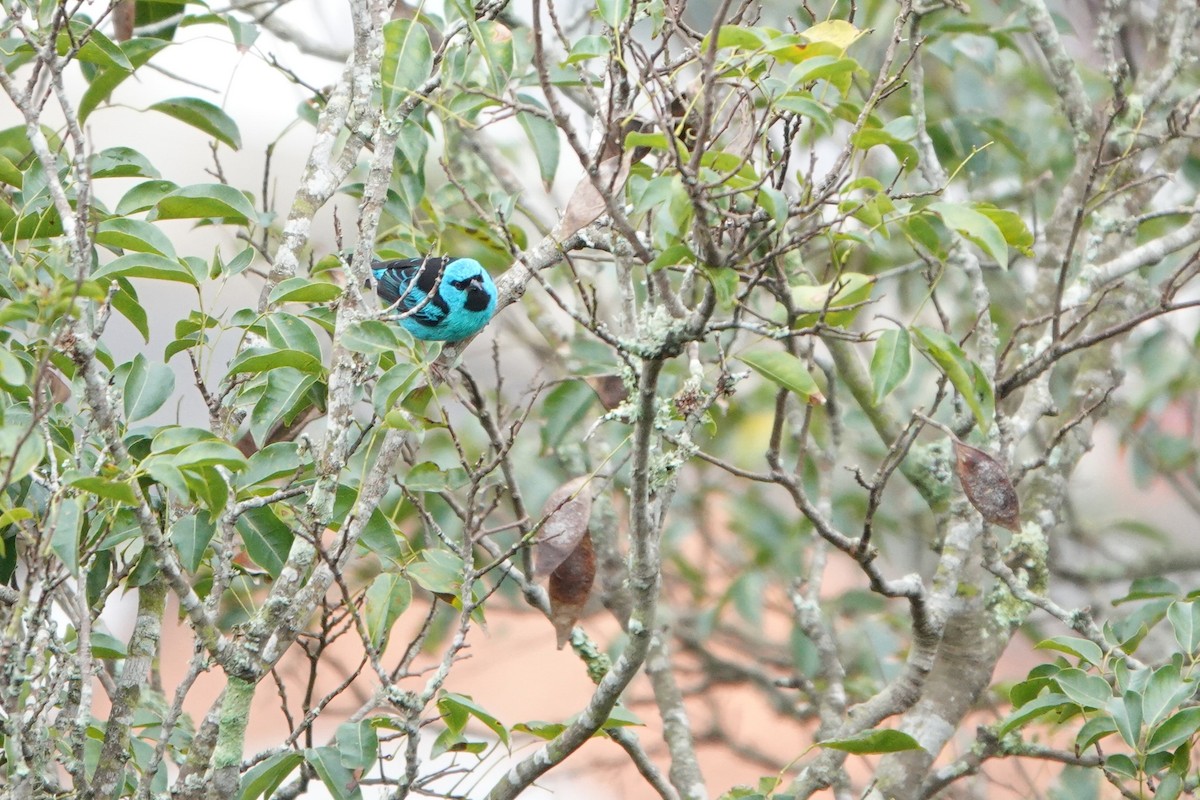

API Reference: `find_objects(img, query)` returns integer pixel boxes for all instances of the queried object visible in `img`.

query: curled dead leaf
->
[952,440,1020,531]
[552,154,632,242]
[549,530,595,649]
[534,476,593,578]
[585,374,628,411]
[113,0,135,41]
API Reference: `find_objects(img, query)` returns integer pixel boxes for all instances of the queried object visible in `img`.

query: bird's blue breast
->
[371,257,498,342]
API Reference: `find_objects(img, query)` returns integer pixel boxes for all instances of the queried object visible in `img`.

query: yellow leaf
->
[791,272,875,328]
[800,20,864,52]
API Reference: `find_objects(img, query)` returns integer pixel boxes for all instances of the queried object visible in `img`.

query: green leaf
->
[0,348,26,387]
[1036,635,1105,667]
[149,183,256,223]
[336,720,378,772]
[123,354,176,421]
[304,746,362,800]
[152,426,219,454]
[225,14,260,50]
[516,95,559,188]
[173,441,249,472]
[702,266,739,310]
[1167,601,1200,654]
[249,369,318,446]
[227,347,325,377]
[625,131,675,153]
[364,573,412,651]
[373,363,422,417]
[597,0,631,28]
[1142,664,1195,729]
[738,349,825,405]
[851,124,918,170]
[381,19,433,114]
[342,320,406,356]
[236,507,294,578]
[51,497,82,575]
[79,39,170,121]
[969,360,996,432]
[775,92,833,133]
[239,751,303,800]
[90,146,161,179]
[564,35,611,63]
[911,326,992,432]
[430,727,485,759]
[0,507,33,528]
[711,25,769,51]
[1107,753,1138,779]
[790,272,874,328]
[974,203,1034,256]
[600,706,644,728]
[400,462,469,492]
[539,380,597,450]
[238,442,303,491]
[1113,576,1180,604]
[93,253,197,285]
[143,456,190,499]
[187,467,228,516]
[438,692,509,746]
[1147,707,1200,754]
[1054,668,1112,710]
[220,247,256,278]
[86,550,111,609]
[171,512,216,573]
[999,692,1073,735]
[1076,715,1118,752]
[94,509,141,550]
[870,328,910,405]
[265,312,322,359]
[475,20,514,93]
[61,24,132,70]
[789,55,860,87]
[512,720,566,740]
[1108,690,1143,749]
[1154,773,1184,800]
[95,217,176,258]
[817,729,924,754]
[928,201,1010,269]
[147,97,241,149]
[0,153,22,188]
[755,186,790,229]
[75,629,128,659]
[115,179,178,216]
[269,276,343,305]
[407,549,464,596]
[357,507,405,564]
[71,476,139,505]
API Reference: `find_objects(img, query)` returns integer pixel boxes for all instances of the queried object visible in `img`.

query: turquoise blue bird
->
[371,257,498,342]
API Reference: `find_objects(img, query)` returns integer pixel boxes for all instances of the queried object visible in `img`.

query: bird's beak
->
[468,275,486,292]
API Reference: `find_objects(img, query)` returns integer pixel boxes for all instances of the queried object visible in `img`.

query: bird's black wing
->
[371,258,452,327]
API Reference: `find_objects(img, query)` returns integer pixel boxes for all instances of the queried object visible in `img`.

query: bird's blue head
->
[372,256,498,342]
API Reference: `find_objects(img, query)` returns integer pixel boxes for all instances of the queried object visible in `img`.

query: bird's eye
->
[451,275,481,290]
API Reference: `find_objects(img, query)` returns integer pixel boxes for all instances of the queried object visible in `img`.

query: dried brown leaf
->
[552,154,632,242]
[549,530,595,649]
[585,374,628,411]
[534,476,592,578]
[953,440,1020,530]
[113,0,135,41]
